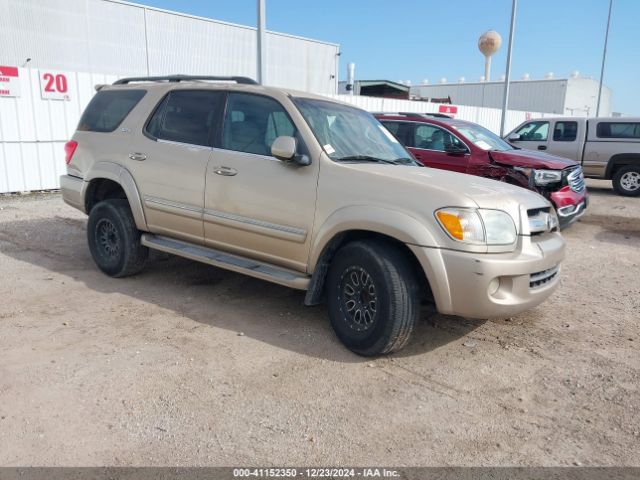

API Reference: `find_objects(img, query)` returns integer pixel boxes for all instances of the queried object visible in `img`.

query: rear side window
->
[514,121,549,141]
[145,90,225,147]
[222,93,297,156]
[553,121,578,141]
[596,122,640,139]
[78,89,146,133]
[380,121,413,146]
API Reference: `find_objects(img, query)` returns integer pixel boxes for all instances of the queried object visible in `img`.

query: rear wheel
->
[326,240,419,356]
[612,165,640,197]
[87,199,148,277]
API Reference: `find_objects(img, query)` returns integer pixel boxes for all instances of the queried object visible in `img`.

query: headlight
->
[533,169,562,185]
[514,167,563,186]
[435,208,517,245]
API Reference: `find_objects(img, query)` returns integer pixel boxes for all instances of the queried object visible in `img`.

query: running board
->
[141,234,310,290]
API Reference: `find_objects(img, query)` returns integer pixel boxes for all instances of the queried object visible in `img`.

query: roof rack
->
[374,112,453,119]
[113,75,258,85]
[398,111,452,119]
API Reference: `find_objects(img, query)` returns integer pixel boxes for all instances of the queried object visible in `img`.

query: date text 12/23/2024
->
[233,468,400,478]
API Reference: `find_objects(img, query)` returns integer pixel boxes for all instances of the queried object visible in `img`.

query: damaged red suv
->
[376,113,588,229]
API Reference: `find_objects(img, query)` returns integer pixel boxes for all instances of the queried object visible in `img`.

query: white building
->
[410,77,612,117]
[0,0,340,94]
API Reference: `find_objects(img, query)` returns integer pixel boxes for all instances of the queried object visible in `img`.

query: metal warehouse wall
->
[0,66,548,194]
[410,79,612,116]
[0,0,340,94]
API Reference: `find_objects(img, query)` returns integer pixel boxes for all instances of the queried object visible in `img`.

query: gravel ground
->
[0,179,638,467]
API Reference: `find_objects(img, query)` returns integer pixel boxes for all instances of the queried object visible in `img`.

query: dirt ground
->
[0,179,638,467]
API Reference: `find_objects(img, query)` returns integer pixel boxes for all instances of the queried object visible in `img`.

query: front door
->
[127,89,225,244]
[204,92,319,272]
[509,120,550,153]
[410,123,470,173]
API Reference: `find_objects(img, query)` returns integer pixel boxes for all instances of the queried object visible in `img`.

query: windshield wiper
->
[335,155,413,165]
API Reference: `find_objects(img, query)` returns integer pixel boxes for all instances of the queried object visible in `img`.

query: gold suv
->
[61,75,565,355]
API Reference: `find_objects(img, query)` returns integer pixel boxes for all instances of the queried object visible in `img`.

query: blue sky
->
[140,0,639,115]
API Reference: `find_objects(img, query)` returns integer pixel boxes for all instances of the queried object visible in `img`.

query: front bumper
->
[550,185,588,230]
[409,232,565,319]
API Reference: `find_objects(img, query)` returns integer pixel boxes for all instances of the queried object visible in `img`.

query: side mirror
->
[271,136,297,162]
[508,134,521,141]
[445,144,469,155]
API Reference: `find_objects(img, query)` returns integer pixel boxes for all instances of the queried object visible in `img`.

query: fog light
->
[488,277,501,295]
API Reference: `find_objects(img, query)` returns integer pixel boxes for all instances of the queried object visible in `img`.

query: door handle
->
[129,152,147,161]
[537,145,547,151]
[213,166,238,176]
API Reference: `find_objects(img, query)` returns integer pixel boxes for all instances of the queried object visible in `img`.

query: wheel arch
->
[304,207,437,306]
[605,153,640,179]
[83,161,148,230]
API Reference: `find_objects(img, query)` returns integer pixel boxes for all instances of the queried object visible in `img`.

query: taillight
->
[64,140,78,165]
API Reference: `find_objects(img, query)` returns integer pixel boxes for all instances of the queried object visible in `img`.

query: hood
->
[344,163,551,214]
[490,149,578,170]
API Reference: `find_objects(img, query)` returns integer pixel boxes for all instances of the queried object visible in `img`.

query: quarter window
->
[380,121,413,146]
[515,121,549,141]
[78,89,146,133]
[222,93,297,156]
[596,122,640,139]
[553,121,578,142]
[413,124,465,152]
[145,90,225,147]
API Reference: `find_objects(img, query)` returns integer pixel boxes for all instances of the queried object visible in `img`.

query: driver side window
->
[515,121,549,141]
[414,124,464,152]
[222,93,297,156]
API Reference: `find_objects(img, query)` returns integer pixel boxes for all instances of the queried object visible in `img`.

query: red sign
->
[525,112,532,120]
[438,105,458,116]
[0,65,20,97]
[40,71,71,100]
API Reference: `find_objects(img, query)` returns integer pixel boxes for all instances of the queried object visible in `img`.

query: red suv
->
[376,113,588,229]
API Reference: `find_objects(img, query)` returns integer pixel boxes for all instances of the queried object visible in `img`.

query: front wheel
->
[87,199,148,277]
[326,240,420,356]
[612,166,640,197]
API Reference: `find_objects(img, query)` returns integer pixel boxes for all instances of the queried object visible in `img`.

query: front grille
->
[567,166,585,193]
[530,265,559,289]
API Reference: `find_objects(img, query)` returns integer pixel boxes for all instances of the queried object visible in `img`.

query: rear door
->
[203,92,319,272]
[549,120,582,160]
[127,89,225,244]
[509,120,550,152]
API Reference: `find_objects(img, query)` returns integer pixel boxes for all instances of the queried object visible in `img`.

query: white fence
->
[0,68,119,194]
[0,67,550,194]
[326,94,547,135]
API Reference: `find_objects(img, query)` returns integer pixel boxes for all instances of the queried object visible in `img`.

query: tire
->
[326,240,420,356]
[612,165,640,197]
[87,199,148,277]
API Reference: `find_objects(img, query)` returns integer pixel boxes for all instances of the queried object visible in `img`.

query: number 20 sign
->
[40,71,71,101]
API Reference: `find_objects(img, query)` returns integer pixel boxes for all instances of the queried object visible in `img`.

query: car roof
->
[374,112,475,129]
[98,77,338,103]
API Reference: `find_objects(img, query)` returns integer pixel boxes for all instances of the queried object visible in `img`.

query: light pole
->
[500,0,517,137]
[596,0,613,117]
[257,0,266,84]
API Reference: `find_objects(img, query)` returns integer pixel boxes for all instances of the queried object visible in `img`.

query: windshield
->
[452,123,514,151]
[293,98,417,165]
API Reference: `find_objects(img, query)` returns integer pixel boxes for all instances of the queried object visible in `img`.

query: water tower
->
[478,30,502,82]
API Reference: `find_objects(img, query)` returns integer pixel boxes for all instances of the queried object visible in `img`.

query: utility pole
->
[257,0,266,84]
[500,0,517,137]
[596,0,613,117]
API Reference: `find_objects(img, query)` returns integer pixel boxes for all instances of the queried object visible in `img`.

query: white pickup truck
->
[507,117,640,196]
